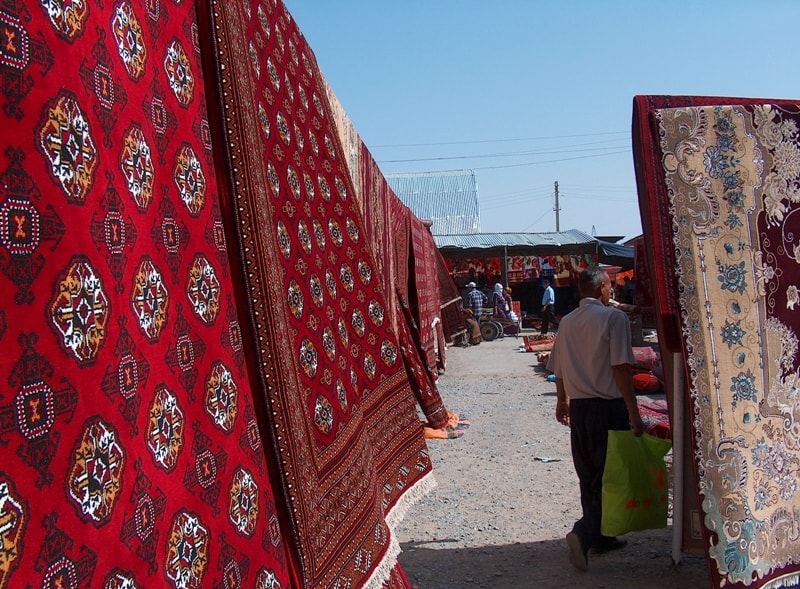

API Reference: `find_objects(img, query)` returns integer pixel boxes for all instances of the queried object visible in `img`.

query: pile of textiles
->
[632,372,662,394]
[637,398,671,440]
[523,334,556,353]
[631,346,663,394]
[631,346,660,372]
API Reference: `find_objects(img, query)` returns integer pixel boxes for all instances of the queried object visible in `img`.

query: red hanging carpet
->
[0,2,434,588]
[0,2,291,587]
[326,88,452,429]
[633,95,800,589]
[393,212,449,428]
[206,2,433,587]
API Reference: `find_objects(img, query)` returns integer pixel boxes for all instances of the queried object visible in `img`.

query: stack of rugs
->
[523,333,556,359]
[633,95,800,588]
[0,2,444,588]
[637,398,671,440]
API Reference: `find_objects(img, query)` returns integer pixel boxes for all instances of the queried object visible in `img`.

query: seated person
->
[464,309,482,345]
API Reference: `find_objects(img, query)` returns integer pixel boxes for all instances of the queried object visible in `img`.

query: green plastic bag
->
[601,430,672,537]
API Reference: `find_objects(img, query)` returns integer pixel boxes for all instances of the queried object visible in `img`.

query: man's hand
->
[554,377,569,426]
[630,413,645,437]
[613,363,644,436]
[556,400,570,426]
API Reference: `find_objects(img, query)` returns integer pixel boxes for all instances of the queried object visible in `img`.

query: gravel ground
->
[394,329,708,589]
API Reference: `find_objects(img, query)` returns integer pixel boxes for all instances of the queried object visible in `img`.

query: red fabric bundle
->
[633,373,662,394]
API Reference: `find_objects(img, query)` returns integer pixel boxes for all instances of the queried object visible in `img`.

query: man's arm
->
[555,377,570,426]
[612,363,644,436]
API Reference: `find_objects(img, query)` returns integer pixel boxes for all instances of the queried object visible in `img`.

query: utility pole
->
[554,180,560,232]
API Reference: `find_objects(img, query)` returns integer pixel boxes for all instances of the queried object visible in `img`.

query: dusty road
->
[393,330,708,589]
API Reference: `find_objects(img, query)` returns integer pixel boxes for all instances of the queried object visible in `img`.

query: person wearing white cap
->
[465,282,488,321]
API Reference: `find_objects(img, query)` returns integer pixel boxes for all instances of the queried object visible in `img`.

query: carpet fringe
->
[759,572,800,589]
[361,472,437,589]
[385,471,437,531]
[361,534,402,589]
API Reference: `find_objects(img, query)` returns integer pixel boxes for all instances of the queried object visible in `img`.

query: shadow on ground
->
[398,535,707,589]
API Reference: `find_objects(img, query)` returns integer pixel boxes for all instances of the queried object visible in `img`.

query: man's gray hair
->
[578,267,607,297]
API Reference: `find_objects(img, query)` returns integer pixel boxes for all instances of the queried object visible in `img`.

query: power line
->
[371,131,628,149]
[482,193,553,210]
[560,183,636,191]
[560,185,637,193]
[483,184,635,202]
[482,187,553,201]
[379,149,629,170]
[521,208,554,232]
[566,194,635,203]
[557,185,638,203]
[377,141,629,164]
[469,149,630,171]
[479,182,640,217]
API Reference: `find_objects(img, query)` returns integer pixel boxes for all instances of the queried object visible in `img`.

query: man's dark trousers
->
[568,397,630,551]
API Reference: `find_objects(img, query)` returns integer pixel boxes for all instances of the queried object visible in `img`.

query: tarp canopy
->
[435,230,636,270]
[435,229,598,258]
[595,239,635,269]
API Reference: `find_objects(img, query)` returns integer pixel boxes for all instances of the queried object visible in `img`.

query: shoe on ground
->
[590,536,628,555]
[566,531,587,572]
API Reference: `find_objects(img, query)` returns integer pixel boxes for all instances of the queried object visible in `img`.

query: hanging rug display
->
[633,95,800,589]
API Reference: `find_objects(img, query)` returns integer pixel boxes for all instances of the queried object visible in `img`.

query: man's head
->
[543,279,550,287]
[578,267,611,303]
[467,281,476,289]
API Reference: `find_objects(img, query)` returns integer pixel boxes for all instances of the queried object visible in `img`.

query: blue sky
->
[284,1,800,241]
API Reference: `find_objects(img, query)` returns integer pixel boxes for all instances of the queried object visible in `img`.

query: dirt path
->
[393,331,708,589]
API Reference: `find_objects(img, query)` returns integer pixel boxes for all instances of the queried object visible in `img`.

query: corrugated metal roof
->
[434,229,596,249]
[386,170,480,235]
[432,229,604,258]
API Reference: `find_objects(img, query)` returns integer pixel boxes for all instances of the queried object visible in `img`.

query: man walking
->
[540,278,555,334]
[546,267,644,572]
